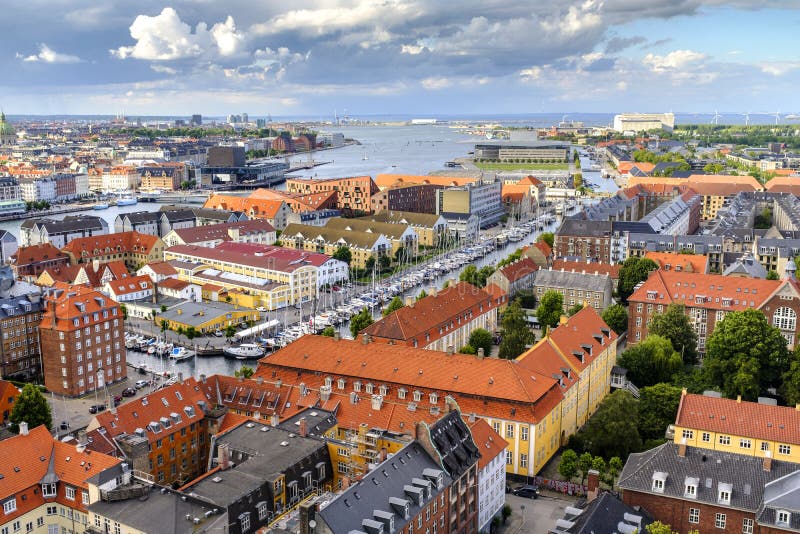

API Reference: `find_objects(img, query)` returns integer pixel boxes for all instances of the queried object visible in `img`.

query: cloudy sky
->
[3,1,800,117]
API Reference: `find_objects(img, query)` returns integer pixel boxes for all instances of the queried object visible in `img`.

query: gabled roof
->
[643,252,709,274]
[551,260,619,279]
[468,418,507,470]
[170,219,275,244]
[675,392,800,445]
[12,243,68,266]
[139,261,178,277]
[106,274,153,296]
[497,257,539,282]
[165,242,333,272]
[61,231,161,258]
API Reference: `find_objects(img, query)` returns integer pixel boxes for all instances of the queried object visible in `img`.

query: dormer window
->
[652,472,667,493]
[398,388,407,400]
[337,378,346,390]
[777,510,791,526]
[365,382,374,394]
[429,393,438,404]
[684,477,698,499]
[718,483,732,505]
[41,483,57,498]
[324,377,332,387]
[413,390,422,402]
[353,380,361,393]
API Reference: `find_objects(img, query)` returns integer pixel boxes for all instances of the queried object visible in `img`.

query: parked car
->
[512,485,539,499]
[122,387,137,397]
[256,307,267,312]
[213,330,223,337]
[135,379,149,389]
[88,404,106,414]
[113,395,122,403]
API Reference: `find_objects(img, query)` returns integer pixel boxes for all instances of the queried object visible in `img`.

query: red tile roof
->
[551,260,619,279]
[166,242,332,272]
[497,257,539,283]
[12,243,68,266]
[675,391,800,445]
[61,231,161,258]
[106,274,153,296]
[171,219,275,244]
[40,285,120,328]
[644,252,709,274]
[469,418,508,470]
[141,261,178,277]
[157,277,190,291]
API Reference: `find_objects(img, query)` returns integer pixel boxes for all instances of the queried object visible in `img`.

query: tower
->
[0,112,16,146]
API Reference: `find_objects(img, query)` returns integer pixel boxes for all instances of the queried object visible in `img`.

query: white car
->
[256,307,267,312]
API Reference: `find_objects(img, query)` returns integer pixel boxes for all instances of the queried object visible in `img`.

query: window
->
[715,513,726,529]
[521,427,528,441]
[2,498,16,514]
[689,508,699,524]
[239,512,251,532]
[506,424,514,439]
[779,444,791,455]
[742,518,753,534]
[777,511,791,526]
[773,307,797,331]
[761,441,770,452]
[739,439,751,449]
[505,451,513,465]
[41,483,57,497]
[652,478,664,492]
[718,487,731,505]
[702,432,711,443]
[492,421,500,434]
[719,435,731,446]
[685,484,696,498]
[257,501,268,521]
[65,486,75,500]
[682,429,694,440]
[82,490,89,503]
[520,454,528,468]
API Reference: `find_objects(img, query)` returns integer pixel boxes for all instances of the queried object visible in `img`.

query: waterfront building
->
[361,281,504,351]
[554,219,613,263]
[474,141,569,161]
[162,219,276,248]
[324,217,419,257]
[19,215,109,248]
[103,273,154,303]
[436,177,504,228]
[19,176,56,203]
[487,257,539,297]
[101,165,139,192]
[373,173,477,190]
[0,423,123,534]
[370,183,444,214]
[61,231,164,270]
[281,222,391,269]
[285,176,379,215]
[157,300,257,333]
[198,161,288,188]
[613,112,675,132]
[138,162,189,191]
[0,176,21,201]
[358,211,448,247]
[202,194,291,230]
[39,285,126,397]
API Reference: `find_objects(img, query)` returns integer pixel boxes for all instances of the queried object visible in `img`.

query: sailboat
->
[362,151,368,161]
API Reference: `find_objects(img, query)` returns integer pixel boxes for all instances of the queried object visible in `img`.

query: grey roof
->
[722,254,768,278]
[318,442,451,534]
[33,215,107,233]
[88,486,228,534]
[159,207,196,221]
[158,301,246,328]
[757,471,800,530]
[277,407,337,438]
[558,219,613,237]
[619,443,800,513]
[122,211,161,224]
[427,410,481,478]
[534,269,613,292]
[184,422,327,507]
[553,492,652,534]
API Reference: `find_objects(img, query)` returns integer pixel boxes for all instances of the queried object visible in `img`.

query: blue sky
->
[2,1,800,116]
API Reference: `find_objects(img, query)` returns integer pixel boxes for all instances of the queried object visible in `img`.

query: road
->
[500,491,581,534]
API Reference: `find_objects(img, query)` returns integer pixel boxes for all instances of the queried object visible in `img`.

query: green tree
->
[579,390,642,460]
[617,335,683,387]
[704,309,789,400]
[648,303,698,365]
[558,449,579,481]
[234,366,254,379]
[382,296,405,316]
[539,232,554,248]
[160,304,167,313]
[783,345,800,405]
[119,303,128,320]
[416,289,428,301]
[459,264,494,288]
[767,270,780,280]
[160,319,169,333]
[501,505,512,525]
[567,303,584,316]
[638,383,682,441]
[224,324,237,339]
[331,245,353,265]
[458,345,477,355]
[618,257,659,304]
[393,246,406,264]
[468,328,493,356]
[321,326,336,337]
[364,256,376,272]
[601,304,628,335]
[497,248,523,269]
[577,452,594,485]
[591,456,607,477]
[10,384,52,433]
[185,326,198,340]
[378,255,391,272]
[608,456,623,488]
[350,308,374,338]
[498,300,535,359]
[536,290,564,329]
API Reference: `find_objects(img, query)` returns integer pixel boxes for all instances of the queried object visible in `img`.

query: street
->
[500,490,581,534]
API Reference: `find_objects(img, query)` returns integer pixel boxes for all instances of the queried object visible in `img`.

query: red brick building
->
[11,243,70,279]
[39,286,126,396]
[554,219,613,263]
[285,176,380,215]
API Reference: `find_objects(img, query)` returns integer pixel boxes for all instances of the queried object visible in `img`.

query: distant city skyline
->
[2,1,800,116]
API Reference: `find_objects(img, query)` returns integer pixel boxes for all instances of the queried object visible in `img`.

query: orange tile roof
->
[675,391,800,445]
[629,174,763,196]
[141,261,178,277]
[40,285,120,329]
[628,269,778,312]
[90,378,210,444]
[361,282,501,342]
[374,174,477,189]
[498,257,539,283]
[631,162,655,173]
[157,277,190,291]
[61,231,160,258]
[469,418,508,470]
[255,335,562,422]
[107,274,153,296]
[12,243,68,265]
[533,240,552,257]
[551,260,619,279]
[517,176,543,186]
[203,195,286,218]
[765,175,800,194]
[644,251,709,274]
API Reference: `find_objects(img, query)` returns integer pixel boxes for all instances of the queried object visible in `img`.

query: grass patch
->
[474,161,569,171]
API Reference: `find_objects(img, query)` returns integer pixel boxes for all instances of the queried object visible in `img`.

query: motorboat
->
[168,346,196,361]
[93,203,109,210]
[223,343,266,359]
[116,196,138,206]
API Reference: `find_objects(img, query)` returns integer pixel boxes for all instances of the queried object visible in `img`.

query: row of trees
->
[558,449,623,488]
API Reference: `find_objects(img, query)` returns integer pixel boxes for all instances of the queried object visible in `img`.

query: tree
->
[577,452,594,484]
[416,289,427,301]
[539,232,554,248]
[501,505,512,525]
[578,390,642,460]
[617,335,683,387]
[160,319,169,333]
[321,326,336,337]
[638,383,682,441]
[591,456,607,477]
[648,303,698,365]
[459,264,494,288]
[119,303,128,320]
[468,328,493,356]
[567,303,584,316]
[160,304,167,313]
[601,304,628,335]
[382,296,405,316]
[364,256,376,272]
[498,300,535,359]
[224,324,237,339]
[608,457,623,488]
[767,270,780,280]
[704,309,789,400]
[536,290,564,329]
[393,246,405,264]
[10,384,52,433]
[185,326,198,340]
[234,366,254,379]
[332,245,352,265]
[558,449,579,480]
[378,254,391,272]
[458,345,477,355]
[618,257,659,304]
[350,308,374,338]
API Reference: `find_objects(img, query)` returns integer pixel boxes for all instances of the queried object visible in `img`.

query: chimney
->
[361,333,369,345]
[446,345,454,355]
[92,258,99,273]
[379,447,388,462]
[763,450,772,471]
[371,394,383,411]
[559,314,568,325]
[256,376,263,385]
[477,347,485,359]
[678,437,687,457]
[218,442,231,470]
[298,417,308,438]
[334,330,340,341]
[737,395,741,404]
[320,385,332,402]
[468,412,476,423]
[178,372,183,383]
[587,469,600,501]
[405,296,414,307]
[19,422,29,436]
[200,374,206,383]
[270,413,279,426]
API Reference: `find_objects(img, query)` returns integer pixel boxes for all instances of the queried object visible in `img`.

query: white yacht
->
[223,343,266,360]
[168,347,196,361]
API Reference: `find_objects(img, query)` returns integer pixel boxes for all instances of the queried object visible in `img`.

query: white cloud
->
[19,43,81,63]
[519,66,543,80]
[643,49,706,72]
[760,62,800,76]
[112,8,245,61]
[150,65,177,75]
[421,76,452,90]
[401,44,425,55]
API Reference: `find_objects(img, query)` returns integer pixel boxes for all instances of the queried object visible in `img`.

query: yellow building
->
[281,222,393,269]
[158,300,259,334]
[672,390,800,464]
[356,211,448,248]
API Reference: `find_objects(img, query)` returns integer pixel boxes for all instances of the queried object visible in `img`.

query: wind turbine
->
[741,112,751,126]
[774,110,781,125]
[711,110,722,125]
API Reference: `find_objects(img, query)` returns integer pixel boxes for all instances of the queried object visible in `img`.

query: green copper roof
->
[0,112,15,136]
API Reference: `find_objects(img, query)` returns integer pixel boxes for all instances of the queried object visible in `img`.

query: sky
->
[3,1,800,117]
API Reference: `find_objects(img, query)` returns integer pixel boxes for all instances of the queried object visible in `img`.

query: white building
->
[613,112,675,133]
[316,258,350,288]
[19,177,56,202]
[124,148,171,164]
[470,419,508,533]
[103,274,154,303]
[74,173,90,197]
[319,132,345,148]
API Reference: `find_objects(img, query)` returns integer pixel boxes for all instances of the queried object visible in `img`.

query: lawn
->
[474,161,569,171]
